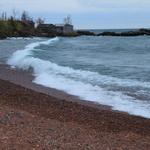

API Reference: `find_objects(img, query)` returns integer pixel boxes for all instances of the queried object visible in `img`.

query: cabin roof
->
[55,24,73,27]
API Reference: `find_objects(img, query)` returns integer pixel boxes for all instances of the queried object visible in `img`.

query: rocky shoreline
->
[1,28,150,40]
[0,29,96,39]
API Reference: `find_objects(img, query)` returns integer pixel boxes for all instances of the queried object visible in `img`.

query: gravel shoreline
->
[0,79,150,149]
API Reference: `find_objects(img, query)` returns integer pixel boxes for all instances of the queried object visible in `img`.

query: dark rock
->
[77,30,96,36]
[98,32,120,36]
[98,28,150,37]
[0,32,7,39]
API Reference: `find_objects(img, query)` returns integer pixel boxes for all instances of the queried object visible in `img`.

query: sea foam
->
[7,37,150,119]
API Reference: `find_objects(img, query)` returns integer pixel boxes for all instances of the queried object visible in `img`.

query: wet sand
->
[0,65,150,149]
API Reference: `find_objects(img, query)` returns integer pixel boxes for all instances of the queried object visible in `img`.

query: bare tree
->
[36,17,44,25]
[4,12,7,20]
[1,12,5,20]
[63,15,72,25]
[21,10,31,21]
[12,9,17,20]
[0,12,7,21]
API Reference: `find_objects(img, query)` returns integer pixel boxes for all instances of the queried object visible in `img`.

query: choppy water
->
[1,35,150,118]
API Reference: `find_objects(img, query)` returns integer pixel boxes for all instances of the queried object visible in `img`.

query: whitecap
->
[7,37,150,119]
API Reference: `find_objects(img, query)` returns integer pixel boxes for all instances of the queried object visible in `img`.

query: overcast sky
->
[1,0,150,29]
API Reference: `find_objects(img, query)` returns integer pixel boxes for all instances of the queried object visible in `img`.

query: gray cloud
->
[1,0,150,13]
[1,0,150,29]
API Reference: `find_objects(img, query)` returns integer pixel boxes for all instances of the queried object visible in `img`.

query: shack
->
[37,23,74,34]
[55,24,74,34]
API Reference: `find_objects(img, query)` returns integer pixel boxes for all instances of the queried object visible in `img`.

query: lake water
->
[1,35,150,118]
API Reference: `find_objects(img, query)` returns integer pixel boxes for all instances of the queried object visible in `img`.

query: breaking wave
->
[7,37,150,119]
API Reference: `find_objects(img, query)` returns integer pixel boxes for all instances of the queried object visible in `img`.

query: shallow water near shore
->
[1,36,150,118]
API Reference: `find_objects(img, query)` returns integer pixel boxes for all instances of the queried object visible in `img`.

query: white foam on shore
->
[7,37,150,119]
[7,37,42,40]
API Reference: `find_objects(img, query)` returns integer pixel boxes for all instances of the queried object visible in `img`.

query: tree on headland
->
[63,15,72,25]
[0,12,7,21]
[36,17,45,25]
[21,11,32,21]
[12,9,18,20]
